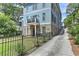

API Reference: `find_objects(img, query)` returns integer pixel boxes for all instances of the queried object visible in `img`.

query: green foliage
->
[64,3,79,37]
[67,24,79,36]
[15,43,26,56]
[64,15,73,27]
[64,12,77,28]
[0,13,17,34]
[67,27,74,35]
[0,3,23,23]
[68,26,78,36]
[75,34,79,45]
[64,3,79,45]
[75,25,79,33]
[66,3,79,14]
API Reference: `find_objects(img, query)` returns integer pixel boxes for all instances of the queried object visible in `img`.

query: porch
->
[27,23,40,36]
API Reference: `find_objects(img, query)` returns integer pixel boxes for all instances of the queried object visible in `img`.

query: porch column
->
[28,25,31,36]
[35,25,36,36]
[35,18,36,23]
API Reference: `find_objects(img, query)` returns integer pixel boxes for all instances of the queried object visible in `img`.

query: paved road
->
[28,29,74,56]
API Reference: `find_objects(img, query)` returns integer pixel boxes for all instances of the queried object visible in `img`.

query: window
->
[26,16,29,21]
[26,16,28,19]
[27,16,30,23]
[26,16,29,23]
[19,22,22,26]
[32,15,37,22]
[42,13,46,21]
[26,7,28,11]
[42,3,45,8]
[19,17,23,20]
[33,4,37,10]
[35,4,37,10]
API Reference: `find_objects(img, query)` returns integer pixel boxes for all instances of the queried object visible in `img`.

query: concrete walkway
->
[28,29,74,56]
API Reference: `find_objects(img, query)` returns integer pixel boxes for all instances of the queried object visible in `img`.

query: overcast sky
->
[59,3,68,22]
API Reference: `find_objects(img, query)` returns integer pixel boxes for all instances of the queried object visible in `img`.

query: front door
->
[30,25,35,36]
[32,27,35,36]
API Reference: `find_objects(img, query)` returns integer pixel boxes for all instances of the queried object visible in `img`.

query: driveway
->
[28,28,74,56]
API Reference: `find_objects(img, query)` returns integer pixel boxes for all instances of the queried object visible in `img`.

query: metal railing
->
[0,32,53,56]
[27,18,39,23]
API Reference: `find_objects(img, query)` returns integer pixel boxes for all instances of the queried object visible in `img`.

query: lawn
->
[0,36,37,56]
[0,36,46,56]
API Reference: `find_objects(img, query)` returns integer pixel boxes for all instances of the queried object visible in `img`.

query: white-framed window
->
[42,3,45,8]
[42,13,46,21]
[33,4,37,10]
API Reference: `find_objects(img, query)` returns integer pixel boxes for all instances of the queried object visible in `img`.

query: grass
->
[0,36,37,56]
[0,36,47,56]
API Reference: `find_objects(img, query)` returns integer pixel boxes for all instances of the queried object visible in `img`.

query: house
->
[21,3,62,36]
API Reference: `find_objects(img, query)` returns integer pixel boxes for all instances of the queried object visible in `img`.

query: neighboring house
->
[21,3,62,36]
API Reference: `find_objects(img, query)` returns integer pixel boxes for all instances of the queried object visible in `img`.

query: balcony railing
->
[27,18,39,23]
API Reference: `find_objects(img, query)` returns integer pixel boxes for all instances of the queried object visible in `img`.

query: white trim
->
[40,23,50,25]
[25,8,51,15]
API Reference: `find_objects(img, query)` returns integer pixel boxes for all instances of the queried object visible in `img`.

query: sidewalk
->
[55,31,74,56]
[28,29,74,56]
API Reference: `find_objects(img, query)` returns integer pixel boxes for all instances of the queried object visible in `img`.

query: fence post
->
[4,35,6,56]
[49,32,51,40]
[21,35,24,56]
[43,33,46,43]
[2,36,3,56]
[36,35,40,47]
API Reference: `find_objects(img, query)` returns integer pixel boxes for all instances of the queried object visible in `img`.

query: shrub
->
[0,13,17,34]
[68,26,79,36]
[68,27,75,36]
[15,43,26,56]
[75,34,79,45]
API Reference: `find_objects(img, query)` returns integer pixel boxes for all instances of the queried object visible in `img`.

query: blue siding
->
[25,3,51,13]
[22,3,61,27]
[23,3,51,25]
[25,8,51,23]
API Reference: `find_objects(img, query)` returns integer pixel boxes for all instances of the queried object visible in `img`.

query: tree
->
[64,3,79,36]
[0,3,23,24]
[66,3,79,14]
[64,3,79,45]
[0,13,17,34]
[65,3,79,27]
[64,14,74,27]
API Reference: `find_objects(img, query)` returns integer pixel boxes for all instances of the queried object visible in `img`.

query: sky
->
[59,3,68,22]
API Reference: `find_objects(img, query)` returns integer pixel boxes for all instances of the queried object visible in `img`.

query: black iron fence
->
[0,32,53,56]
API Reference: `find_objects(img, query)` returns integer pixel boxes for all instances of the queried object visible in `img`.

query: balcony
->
[27,18,39,23]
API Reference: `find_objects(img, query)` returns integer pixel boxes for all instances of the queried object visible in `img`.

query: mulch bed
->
[69,37,79,56]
